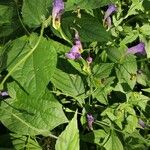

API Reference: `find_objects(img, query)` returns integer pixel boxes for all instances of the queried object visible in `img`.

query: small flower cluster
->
[52,1,146,60]
[65,31,82,60]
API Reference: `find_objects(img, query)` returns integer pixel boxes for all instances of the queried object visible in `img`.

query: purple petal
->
[66,51,81,60]
[128,42,145,55]
[74,53,81,59]
[66,45,80,60]
[65,31,82,60]
[70,45,80,53]
[104,4,116,20]
[138,119,145,128]
[65,52,75,60]
[87,113,94,130]
[0,91,9,97]
[86,56,93,64]
[74,31,82,50]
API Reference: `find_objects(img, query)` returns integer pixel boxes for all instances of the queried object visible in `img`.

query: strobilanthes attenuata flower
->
[87,113,94,130]
[66,31,82,60]
[127,42,145,55]
[52,0,64,29]
[104,4,116,28]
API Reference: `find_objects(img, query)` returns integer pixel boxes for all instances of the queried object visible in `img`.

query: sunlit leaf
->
[22,0,52,27]
[0,86,68,135]
[4,33,57,97]
[103,131,123,150]
[55,111,79,150]
[65,0,117,11]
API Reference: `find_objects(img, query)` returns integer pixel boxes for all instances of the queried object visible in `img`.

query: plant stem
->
[14,0,30,35]
[58,27,72,45]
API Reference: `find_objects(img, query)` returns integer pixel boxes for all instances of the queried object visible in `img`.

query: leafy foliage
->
[55,111,79,150]
[0,0,150,149]
[103,131,123,150]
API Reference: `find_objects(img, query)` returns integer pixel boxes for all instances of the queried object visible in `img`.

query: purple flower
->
[52,0,64,29]
[0,91,9,97]
[104,4,116,27]
[65,45,81,60]
[104,4,116,20]
[86,56,93,64]
[127,42,145,55]
[138,119,145,128]
[74,31,82,50]
[65,52,76,60]
[87,113,94,130]
[66,31,82,60]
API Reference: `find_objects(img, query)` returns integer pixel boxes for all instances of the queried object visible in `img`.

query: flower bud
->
[87,113,94,130]
[86,56,93,64]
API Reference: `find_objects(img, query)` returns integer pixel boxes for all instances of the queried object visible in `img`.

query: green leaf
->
[120,31,139,45]
[119,105,138,133]
[106,46,127,63]
[124,115,138,134]
[51,68,86,102]
[136,72,147,86]
[81,129,107,145]
[103,131,123,150]
[127,92,149,111]
[11,134,42,150]
[140,24,150,36]
[92,77,115,105]
[55,111,79,150]
[143,0,150,11]
[0,86,68,136]
[67,59,86,75]
[115,55,137,89]
[4,34,57,97]
[125,131,150,148]
[93,63,114,79]
[101,106,118,124]
[76,15,111,42]
[145,40,150,58]
[0,1,20,37]
[22,0,52,28]
[65,0,117,11]
[48,39,70,54]
[0,3,14,25]
[124,0,144,19]
[142,88,150,93]
[101,104,138,131]
[62,14,111,42]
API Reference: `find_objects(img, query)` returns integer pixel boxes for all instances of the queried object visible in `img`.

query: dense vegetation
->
[0,0,150,149]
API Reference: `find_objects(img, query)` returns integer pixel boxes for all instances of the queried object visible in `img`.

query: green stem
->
[14,0,30,35]
[95,121,125,134]
[137,57,150,62]
[88,75,93,105]
[0,24,45,87]
[58,27,72,45]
